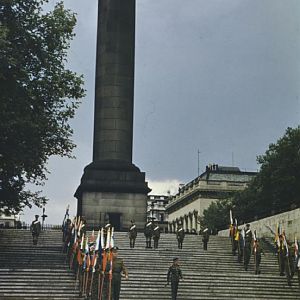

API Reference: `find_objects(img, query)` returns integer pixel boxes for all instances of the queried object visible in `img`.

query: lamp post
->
[41,200,47,230]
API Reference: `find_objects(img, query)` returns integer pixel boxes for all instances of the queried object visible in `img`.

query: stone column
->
[75,0,150,230]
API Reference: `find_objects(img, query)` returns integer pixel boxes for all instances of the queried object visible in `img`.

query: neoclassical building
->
[147,195,169,232]
[166,164,256,233]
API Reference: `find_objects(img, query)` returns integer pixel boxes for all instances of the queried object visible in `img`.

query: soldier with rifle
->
[144,219,154,248]
[202,227,209,251]
[30,215,41,245]
[176,224,185,249]
[153,222,161,249]
[128,220,137,249]
[252,232,264,275]
[243,224,253,271]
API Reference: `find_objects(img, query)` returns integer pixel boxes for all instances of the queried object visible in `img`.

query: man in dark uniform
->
[202,228,209,251]
[153,223,161,249]
[236,229,244,263]
[243,224,252,271]
[144,219,153,248]
[167,257,183,300]
[176,225,185,249]
[30,215,41,245]
[100,246,128,300]
[253,238,264,274]
[128,220,137,249]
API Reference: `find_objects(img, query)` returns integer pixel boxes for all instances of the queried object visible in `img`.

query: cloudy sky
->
[23,0,300,224]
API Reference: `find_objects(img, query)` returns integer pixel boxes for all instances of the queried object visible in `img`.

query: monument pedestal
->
[75,160,150,230]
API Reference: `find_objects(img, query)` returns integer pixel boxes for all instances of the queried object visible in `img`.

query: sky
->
[22,0,300,224]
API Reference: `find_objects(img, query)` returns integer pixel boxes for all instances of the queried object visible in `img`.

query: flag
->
[105,228,111,249]
[294,236,298,259]
[229,210,233,225]
[95,230,101,252]
[110,227,115,248]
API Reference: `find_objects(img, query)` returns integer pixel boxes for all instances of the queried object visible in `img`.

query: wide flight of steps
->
[0,229,299,299]
[0,229,83,300]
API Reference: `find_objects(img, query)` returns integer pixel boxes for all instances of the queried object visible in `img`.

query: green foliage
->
[201,199,232,233]
[0,0,85,213]
[202,126,300,230]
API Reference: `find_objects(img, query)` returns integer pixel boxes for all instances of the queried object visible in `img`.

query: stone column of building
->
[193,210,198,232]
[188,212,193,231]
[74,0,150,230]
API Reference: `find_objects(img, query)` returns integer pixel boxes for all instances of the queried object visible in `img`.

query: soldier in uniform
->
[176,225,185,249]
[101,246,129,300]
[153,222,161,249]
[202,228,209,251]
[144,219,153,248]
[253,238,264,274]
[167,257,183,300]
[243,224,252,271]
[236,229,244,263]
[30,215,41,245]
[128,220,137,249]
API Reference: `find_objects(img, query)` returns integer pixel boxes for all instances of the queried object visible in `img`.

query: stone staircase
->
[0,229,83,300]
[0,229,299,299]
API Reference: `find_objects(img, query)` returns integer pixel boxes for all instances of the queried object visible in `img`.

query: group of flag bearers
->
[62,214,128,300]
[229,210,300,287]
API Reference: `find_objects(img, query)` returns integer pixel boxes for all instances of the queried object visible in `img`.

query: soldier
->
[236,229,244,263]
[229,221,237,255]
[243,224,252,271]
[30,215,41,245]
[144,219,153,248]
[253,238,264,274]
[153,223,161,249]
[276,234,286,276]
[62,219,72,253]
[176,225,185,249]
[101,246,129,300]
[202,228,210,251]
[167,257,183,300]
[128,220,137,249]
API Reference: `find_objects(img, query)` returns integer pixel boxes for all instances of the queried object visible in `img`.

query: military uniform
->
[144,221,153,248]
[128,222,137,248]
[243,225,252,271]
[153,225,160,249]
[167,258,183,300]
[100,248,128,300]
[176,227,185,249]
[236,230,244,263]
[30,215,41,245]
[253,240,263,274]
[202,228,209,251]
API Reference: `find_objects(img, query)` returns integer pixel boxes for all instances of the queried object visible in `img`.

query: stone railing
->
[218,208,300,241]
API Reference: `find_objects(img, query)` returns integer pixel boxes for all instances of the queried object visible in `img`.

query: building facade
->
[166,164,256,233]
[147,195,169,232]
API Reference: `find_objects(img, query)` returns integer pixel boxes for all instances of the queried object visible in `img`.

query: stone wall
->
[218,208,300,241]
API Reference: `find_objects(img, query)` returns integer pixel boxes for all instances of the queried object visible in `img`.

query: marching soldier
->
[128,220,137,249]
[229,220,237,255]
[253,238,264,274]
[243,224,252,271]
[62,219,72,253]
[153,223,161,249]
[202,228,209,251]
[101,246,129,300]
[236,229,244,263]
[30,215,41,245]
[167,257,183,300]
[144,219,153,248]
[176,224,185,249]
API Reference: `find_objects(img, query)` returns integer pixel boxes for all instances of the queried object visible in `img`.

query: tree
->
[201,199,232,233]
[0,0,85,214]
[203,126,300,231]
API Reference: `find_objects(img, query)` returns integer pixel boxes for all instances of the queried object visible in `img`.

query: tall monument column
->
[75,0,150,230]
